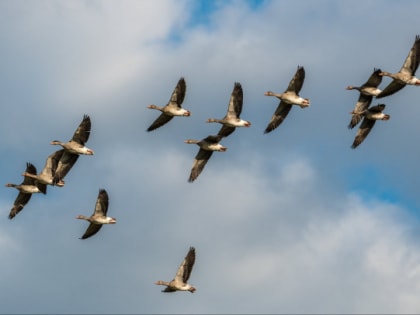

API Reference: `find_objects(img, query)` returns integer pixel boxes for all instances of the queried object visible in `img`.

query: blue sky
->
[1,0,420,314]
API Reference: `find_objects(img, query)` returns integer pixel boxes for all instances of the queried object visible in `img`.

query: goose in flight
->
[51,115,93,186]
[22,149,64,187]
[185,135,227,183]
[76,189,116,239]
[6,163,46,219]
[155,247,196,293]
[264,66,310,134]
[377,35,420,98]
[350,104,390,149]
[346,68,383,129]
[206,82,251,137]
[146,77,190,132]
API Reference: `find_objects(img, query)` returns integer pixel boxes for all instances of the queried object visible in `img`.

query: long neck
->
[155,280,171,286]
[22,172,38,180]
[5,183,18,188]
[206,118,222,123]
[76,215,90,221]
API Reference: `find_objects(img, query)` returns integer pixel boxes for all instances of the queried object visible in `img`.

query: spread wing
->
[80,223,103,240]
[376,80,406,99]
[8,193,32,220]
[146,113,174,132]
[264,101,293,134]
[351,118,376,149]
[174,247,196,283]
[72,115,91,145]
[348,94,373,129]
[53,151,79,185]
[188,149,214,183]
[362,68,383,88]
[169,77,186,108]
[400,34,420,75]
[93,189,109,216]
[286,66,305,94]
[226,82,243,118]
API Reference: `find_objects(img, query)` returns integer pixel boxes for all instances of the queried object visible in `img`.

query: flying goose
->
[6,163,46,219]
[377,35,420,98]
[51,115,93,186]
[155,247,196,293]
[76,189,116,239]
[351,104,390,149]
[264,66,310,134]
[146,77,190,132]
[22,149,64,187]
[185,135,227,183]
[346,68,383,129]
[206,82,251,137]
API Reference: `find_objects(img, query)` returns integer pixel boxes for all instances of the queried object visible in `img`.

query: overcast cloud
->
[1,0,420,314]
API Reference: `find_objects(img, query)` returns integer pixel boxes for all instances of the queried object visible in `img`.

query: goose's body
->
[206,82,251,137]
[185,135,227,183]
[76,189,116,239]
[377,35,420,98]
[146,77,190,131]
[347,68,383,129]
[6,163,46,219]
[155,247,196,293]
[264,66,310,134]
[351,104,390,149]
[51,115,93,186]
[22,149,64,187]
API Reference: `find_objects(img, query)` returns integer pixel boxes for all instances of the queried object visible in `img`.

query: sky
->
[1,0,420,314]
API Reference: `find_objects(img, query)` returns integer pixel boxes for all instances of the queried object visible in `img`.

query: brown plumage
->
[377,35,420,98]
[184,135,227,183]
[6,163,46,219]
[76,189,116,240]
[347,68,383,129]
[155,247,196,293]
[351,104,390,149]
[146,77,190,132]
[264,66,310,134]
[52,115,93,186]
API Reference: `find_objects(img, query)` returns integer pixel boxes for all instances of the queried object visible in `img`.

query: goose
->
[155,247,196,293]
[351,104,390,149]
[76,189,116,239]
[206,82,251,137]
[51,115,93,186]
[22,149,64,187]
[346,68,383,129]
[264,66,310,134]
[184,135,227,183]
[146,77,190,132]
[6,163,46,219]
[377,35,420,98]
[50,114,94,155]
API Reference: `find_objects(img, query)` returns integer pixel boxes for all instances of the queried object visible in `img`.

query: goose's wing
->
[188,149,214,183]
[376,80,406,98]
[363,68,383,87]
[226,82,243,118]
[351,118,376,149]
[264,101,293,134]
[23,163,37,185]
[8,192,32,220]
[146,113,174,132]
[80,223,103,240]
[348,94,373,129]
[286,66,305,94]
[41,149,65,177]
[72,115,91,145]
[93,189,109,216]
[217,125,236,138]
[174,247,196,283]
[368,104,386,113]
[400,35,420,75]
[169,77,186,108]
[53,151,79,185]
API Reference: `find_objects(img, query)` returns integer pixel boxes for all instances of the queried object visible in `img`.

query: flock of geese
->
[4,34,420,294]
